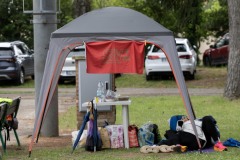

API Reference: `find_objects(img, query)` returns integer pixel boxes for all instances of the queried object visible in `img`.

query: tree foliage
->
[0,0,33,47]
[0,0,229,50]
[202,0,228,37]
[58,0,74,27]
[92,0,229,49]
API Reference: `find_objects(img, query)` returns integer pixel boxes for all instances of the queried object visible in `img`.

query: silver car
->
[59,45,85,83]
[145,38,197,80]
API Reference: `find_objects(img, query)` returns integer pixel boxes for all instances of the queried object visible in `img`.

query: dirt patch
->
[186,67,227,88]
[26,134,72,148]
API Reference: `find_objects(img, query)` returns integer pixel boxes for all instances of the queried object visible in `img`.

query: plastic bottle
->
[97,81,103,101]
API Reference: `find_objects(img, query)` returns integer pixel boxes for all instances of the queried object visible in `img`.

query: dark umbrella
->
[71,111,90,153]
[93,107,98,152]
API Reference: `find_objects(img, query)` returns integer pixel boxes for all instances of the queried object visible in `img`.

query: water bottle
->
[97,81,102,101]
[100,81,105,99]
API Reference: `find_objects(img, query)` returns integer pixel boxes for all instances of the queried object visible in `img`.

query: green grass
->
[4,95,240,160]
[0,67,227,89]
[115,66,227,88]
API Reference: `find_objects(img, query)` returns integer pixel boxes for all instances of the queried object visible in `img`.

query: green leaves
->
[0,0,33,47]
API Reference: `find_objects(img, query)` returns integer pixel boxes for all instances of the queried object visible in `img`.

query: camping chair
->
[4,97,21,149]
[0,103,8,152]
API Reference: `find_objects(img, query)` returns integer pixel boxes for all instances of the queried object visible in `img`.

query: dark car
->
[203,33,229,66]
[0,41,34,85]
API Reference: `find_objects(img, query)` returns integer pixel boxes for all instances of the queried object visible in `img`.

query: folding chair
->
[0,103,8,152]
[5,97,21,148]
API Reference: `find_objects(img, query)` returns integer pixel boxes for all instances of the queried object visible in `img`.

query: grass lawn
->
[0,66,228,89]
[4,95,240,160]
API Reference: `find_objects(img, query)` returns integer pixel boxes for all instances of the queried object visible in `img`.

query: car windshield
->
[152,45,163,53]
[176,44,187,52]
[0,48,13,56]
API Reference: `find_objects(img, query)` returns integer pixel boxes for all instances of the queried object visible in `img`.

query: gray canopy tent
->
[28,7,201,154]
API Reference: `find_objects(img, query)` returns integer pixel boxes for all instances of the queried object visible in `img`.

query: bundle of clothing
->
[159,115,221,151]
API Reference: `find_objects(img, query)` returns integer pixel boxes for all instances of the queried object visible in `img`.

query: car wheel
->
[16,69,25,85]
[146,74,151,81]
[58,79,65,84]
[204,56,211,66]
[188,72,195,80]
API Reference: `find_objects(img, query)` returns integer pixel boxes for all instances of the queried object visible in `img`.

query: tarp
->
[86,41,144,74]
[28,6,201,154]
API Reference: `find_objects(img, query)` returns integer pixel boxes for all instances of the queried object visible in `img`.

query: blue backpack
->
[223,138,240,148]
[138,123,154,147]
[169,115,185,131]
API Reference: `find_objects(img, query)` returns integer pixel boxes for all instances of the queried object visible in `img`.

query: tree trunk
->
[224,0,240,99]
[73,0,91,18]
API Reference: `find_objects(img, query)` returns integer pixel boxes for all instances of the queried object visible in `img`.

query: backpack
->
[169,115,185,131]
[138,123,162,146]
[138,123,154,147]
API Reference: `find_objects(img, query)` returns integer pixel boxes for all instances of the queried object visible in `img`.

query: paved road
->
[0,87,223,145]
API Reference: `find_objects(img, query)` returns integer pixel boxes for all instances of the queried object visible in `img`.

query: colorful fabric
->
[223,138,240,148]
[86,41,144,74]
[214,141,228,151]
[0,98,13,105]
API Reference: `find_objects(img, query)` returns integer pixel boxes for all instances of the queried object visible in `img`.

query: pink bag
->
[105,125,124,148]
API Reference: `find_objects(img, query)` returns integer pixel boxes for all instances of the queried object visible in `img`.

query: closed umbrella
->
[71,110,90,153]
[93,107,98,152]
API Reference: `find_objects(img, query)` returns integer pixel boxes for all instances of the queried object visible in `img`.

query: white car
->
[59,45,85,83]
[145,38,197,80]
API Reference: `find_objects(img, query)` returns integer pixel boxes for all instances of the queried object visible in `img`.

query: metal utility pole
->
[32,0,58,136]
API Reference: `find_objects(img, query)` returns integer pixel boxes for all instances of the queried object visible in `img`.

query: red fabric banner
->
[86,41,144,74]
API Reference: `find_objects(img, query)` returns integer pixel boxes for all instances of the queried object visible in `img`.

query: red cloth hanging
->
[86,41,144,74]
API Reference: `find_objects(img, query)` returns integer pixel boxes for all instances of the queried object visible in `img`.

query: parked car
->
[203,33,229,66]
[59,45,85,83]
[0,41,34,85]
[145,38,197,80]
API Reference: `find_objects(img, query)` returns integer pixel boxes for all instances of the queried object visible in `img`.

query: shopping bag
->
[128,125,139,147]
[99,127,111,149]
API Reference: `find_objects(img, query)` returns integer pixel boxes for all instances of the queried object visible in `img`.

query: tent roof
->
[52,7,172,38]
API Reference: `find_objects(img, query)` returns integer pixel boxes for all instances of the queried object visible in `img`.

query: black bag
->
[85,109,102,151]
[152,124,162,144]
[85,133,102,151]
[85,102,102,151]
[164,129,177,139]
